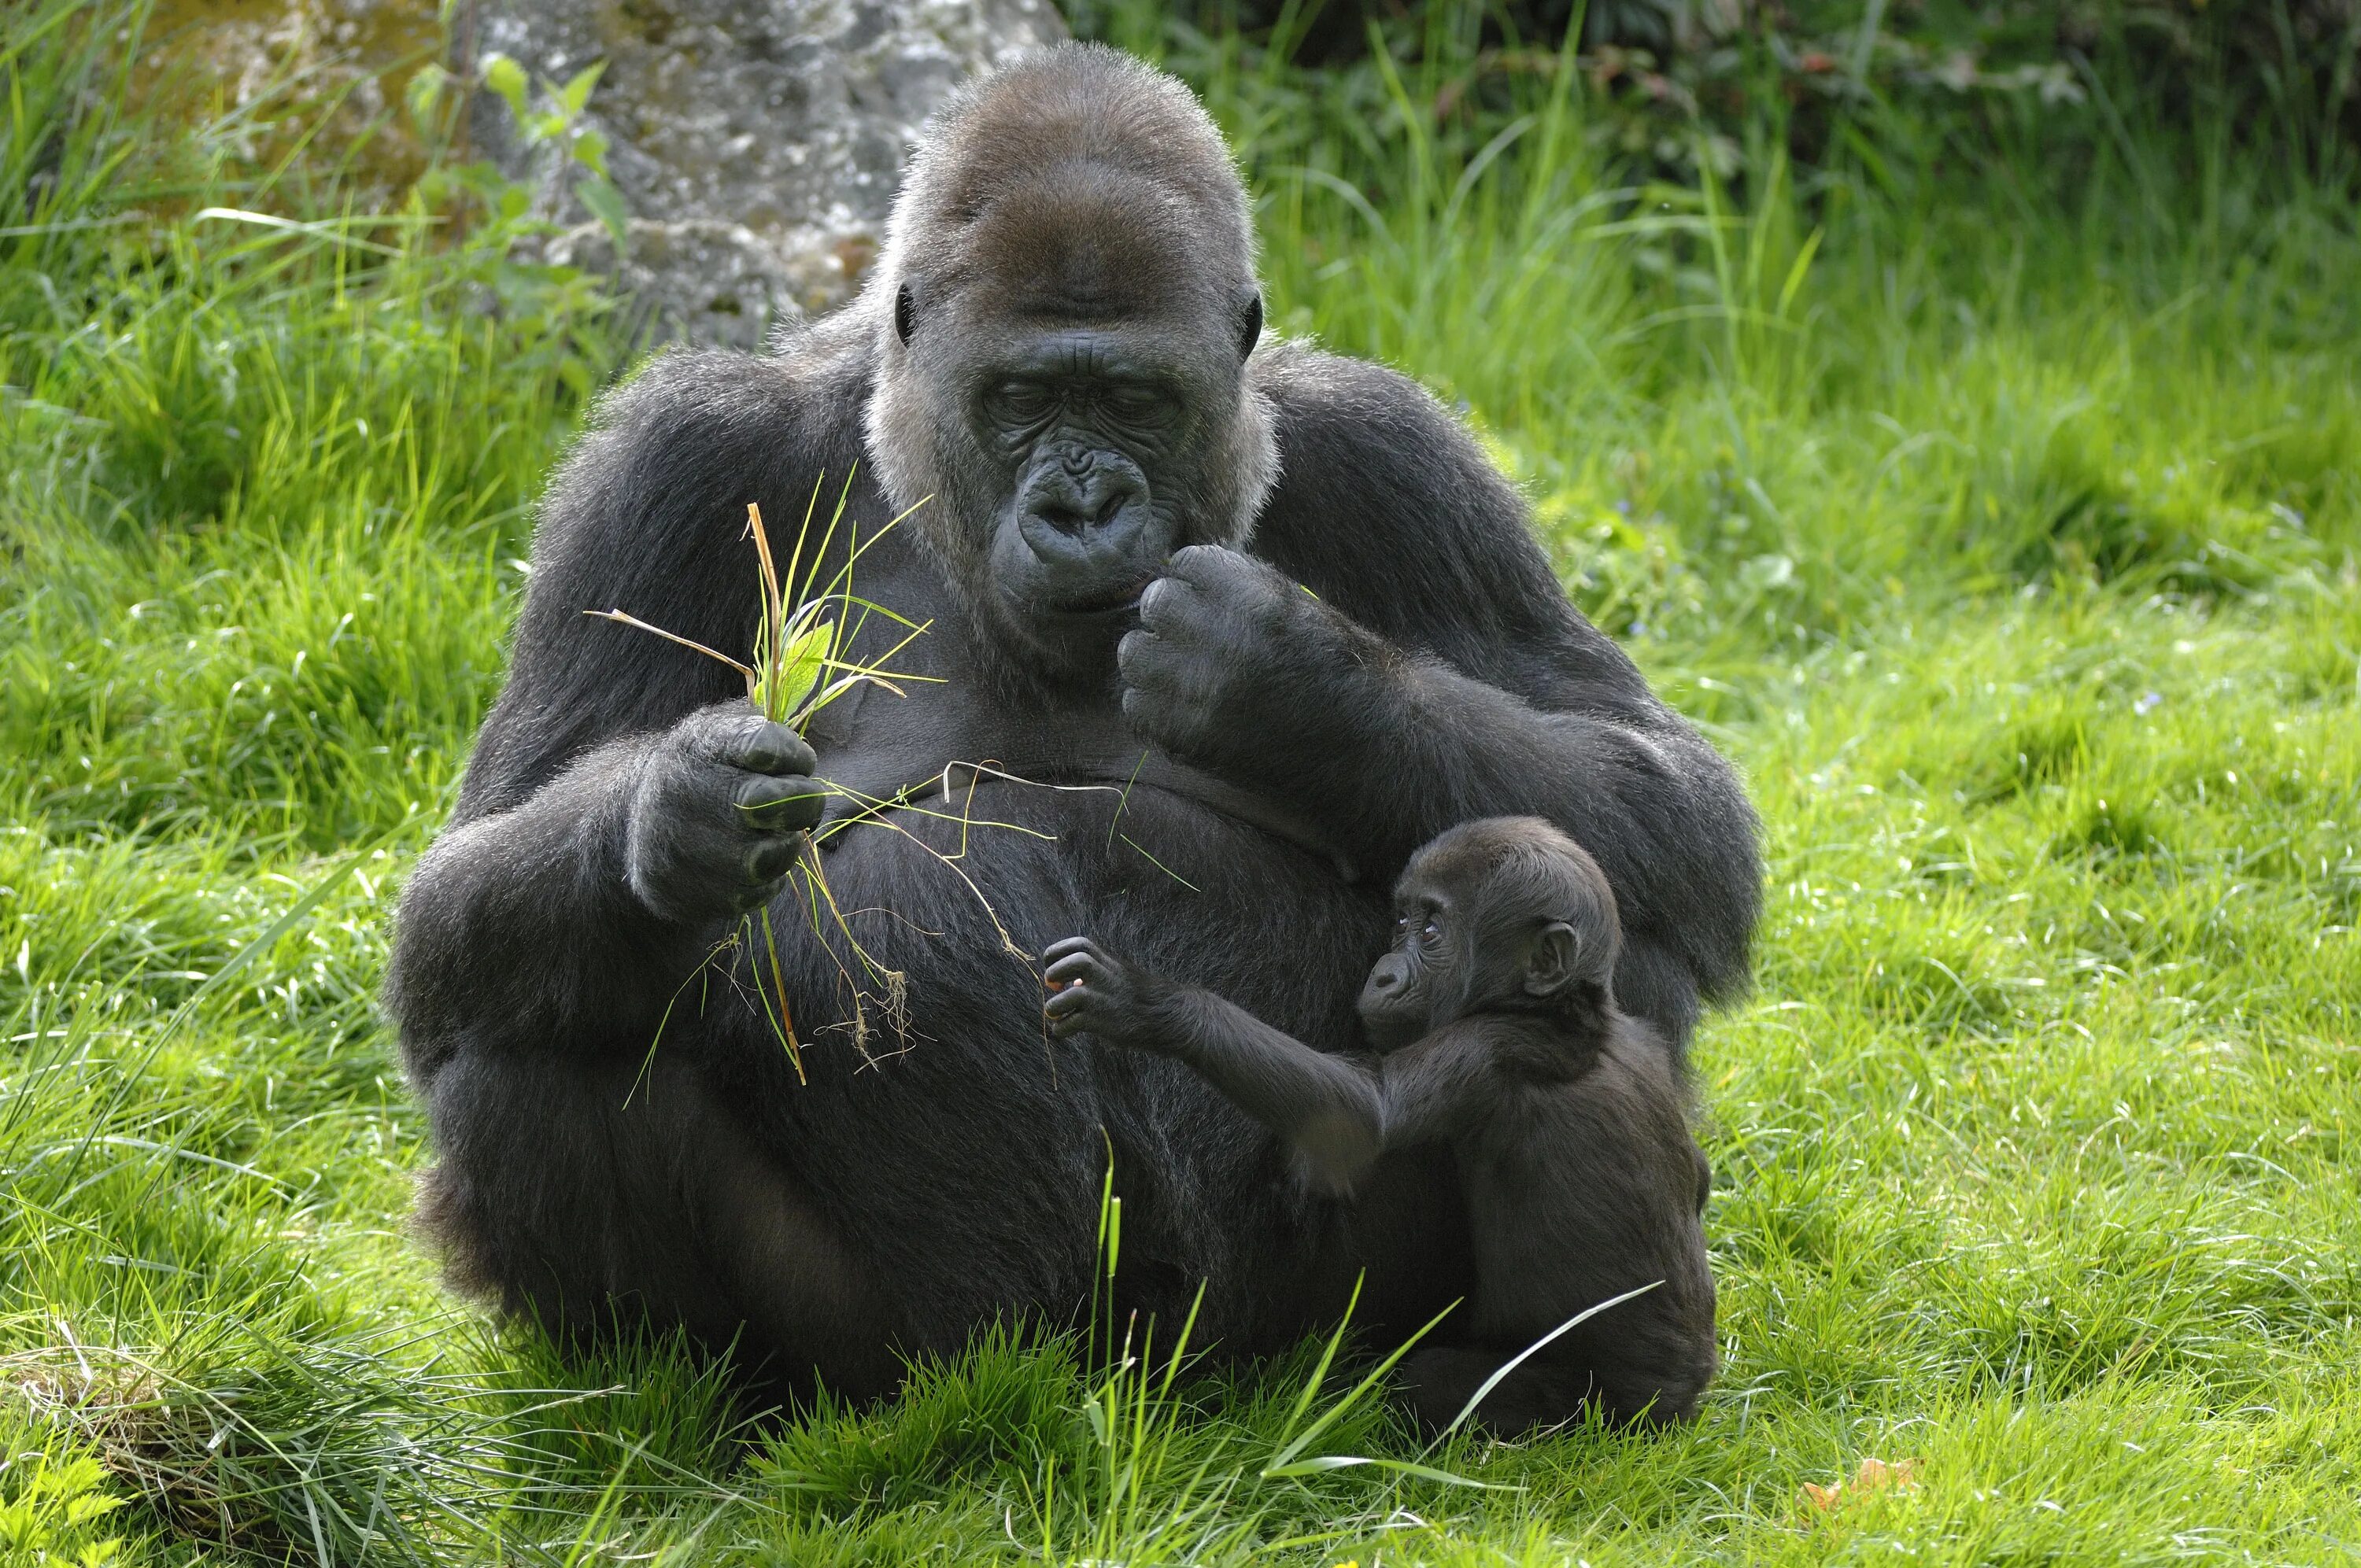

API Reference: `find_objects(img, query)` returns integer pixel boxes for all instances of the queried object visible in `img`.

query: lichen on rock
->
[143,0,1066,348]
[471,0,1067,346]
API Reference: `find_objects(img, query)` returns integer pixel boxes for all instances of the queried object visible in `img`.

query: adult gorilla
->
[386,43,1759,1401]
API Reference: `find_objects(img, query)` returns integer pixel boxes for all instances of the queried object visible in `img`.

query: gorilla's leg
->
[418,1048,904,1402]
[1399,1339,1704,1433]
[1397,1345,1602,1434]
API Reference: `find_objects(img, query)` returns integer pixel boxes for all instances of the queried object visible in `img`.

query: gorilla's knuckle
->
[1243,592,1288,636]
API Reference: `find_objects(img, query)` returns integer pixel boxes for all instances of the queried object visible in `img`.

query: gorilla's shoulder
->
[535,319,874,563]
[577,319,873,469]
[1246,341,1591,655]
[1251,340,1484,476]
[1247,341,1528,561]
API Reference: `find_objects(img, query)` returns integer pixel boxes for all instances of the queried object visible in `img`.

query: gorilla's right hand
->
[623,702,825,925]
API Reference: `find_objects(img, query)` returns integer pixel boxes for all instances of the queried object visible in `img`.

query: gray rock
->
[467,0,1066,348]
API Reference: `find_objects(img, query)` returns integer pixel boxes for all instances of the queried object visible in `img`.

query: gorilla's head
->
[1358,817,1623,1050]
[863,44,1280,684]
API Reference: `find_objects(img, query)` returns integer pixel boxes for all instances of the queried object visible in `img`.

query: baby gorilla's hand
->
[1041,936,1162,1047]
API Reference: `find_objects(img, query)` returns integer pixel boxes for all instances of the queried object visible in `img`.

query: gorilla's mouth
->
[1051,576,1154,617]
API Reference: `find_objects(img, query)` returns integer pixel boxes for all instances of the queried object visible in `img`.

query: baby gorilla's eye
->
[1421,919,1442,942]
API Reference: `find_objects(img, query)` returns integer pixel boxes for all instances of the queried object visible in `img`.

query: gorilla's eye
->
[988,381,1057,426]
[1100,385,1176,426]
[1421,918,1443,943]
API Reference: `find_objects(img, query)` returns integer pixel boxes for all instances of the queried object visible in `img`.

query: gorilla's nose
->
[1017,448,1155,586]
[1032,461,1141,535]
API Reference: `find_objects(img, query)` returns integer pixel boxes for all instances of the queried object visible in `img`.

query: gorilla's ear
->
[894,282,918,346]
[1235,289,1263,360]
[1522,921,1579,998]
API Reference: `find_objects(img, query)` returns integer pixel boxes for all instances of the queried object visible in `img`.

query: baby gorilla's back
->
[1408,1012,1716,1430]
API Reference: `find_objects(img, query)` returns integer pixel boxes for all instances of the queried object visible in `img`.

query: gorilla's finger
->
[1137,574,1199,629]
[1166,543,1249,589]
[748,837,802,884]
[1116,629,1185,688]
[1041,935,1099,965]
[721,719,817,777]
[1044,951,1103,987]
[736,773,826,830]
[1044,987,1092,1020]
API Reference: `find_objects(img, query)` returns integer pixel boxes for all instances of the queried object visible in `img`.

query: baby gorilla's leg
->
[1396,1345,1583,1434]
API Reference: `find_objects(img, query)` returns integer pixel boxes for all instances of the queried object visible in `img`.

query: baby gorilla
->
[1043,816,1716,1430]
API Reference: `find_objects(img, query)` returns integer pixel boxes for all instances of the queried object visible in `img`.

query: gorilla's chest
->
[797,682,1390,1058]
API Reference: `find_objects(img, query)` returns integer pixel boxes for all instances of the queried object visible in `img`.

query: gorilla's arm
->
[1041,939,1384,1190]
[1119,347,1761,1038]
[386,346,860,1064]
[1367,1024,1499,1151]
[1042,940,1513,1192]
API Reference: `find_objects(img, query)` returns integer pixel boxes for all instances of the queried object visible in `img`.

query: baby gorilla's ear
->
[1520,921,1580,998]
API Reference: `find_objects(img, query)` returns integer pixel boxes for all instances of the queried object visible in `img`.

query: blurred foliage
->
[1071,0,2361,172]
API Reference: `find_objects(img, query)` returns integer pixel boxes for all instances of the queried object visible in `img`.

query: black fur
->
[1044,817,1717,1430]
[383,43,1759,1396]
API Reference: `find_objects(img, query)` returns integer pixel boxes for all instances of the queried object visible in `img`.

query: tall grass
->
[3,0,2357,1561]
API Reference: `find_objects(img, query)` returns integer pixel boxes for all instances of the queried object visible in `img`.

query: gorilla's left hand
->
[1118,545,1365,773]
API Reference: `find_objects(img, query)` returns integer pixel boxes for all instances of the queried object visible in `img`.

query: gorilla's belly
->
[724,775,1396,1347]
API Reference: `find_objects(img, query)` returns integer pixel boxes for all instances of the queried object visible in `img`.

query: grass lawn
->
[2,4,2355,1562]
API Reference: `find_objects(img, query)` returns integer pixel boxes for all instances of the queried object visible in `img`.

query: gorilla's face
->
[971,308,1259,638]
[1358,820,1622,1049]
[878,276,1272,683]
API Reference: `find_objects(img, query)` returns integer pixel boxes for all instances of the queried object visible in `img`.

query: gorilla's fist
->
[1118,545,1356,773]
[624,703,824,925]
[1042,936,1169,1046]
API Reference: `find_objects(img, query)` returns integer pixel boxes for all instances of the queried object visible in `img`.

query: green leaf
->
[479,51,530,122]
[1262,1455,1517,1491]
[558,58,608,116]
[576,172,629,253]
[753,616,833,725]
[571,124,611,177]
[405,62,448,131]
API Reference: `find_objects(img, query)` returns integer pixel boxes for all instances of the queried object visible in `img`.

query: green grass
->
[3,2,2356,1562]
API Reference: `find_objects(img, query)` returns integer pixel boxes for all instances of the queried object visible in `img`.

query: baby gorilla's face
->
[1358,818,1624,1050]
[1356,887,1454,1051]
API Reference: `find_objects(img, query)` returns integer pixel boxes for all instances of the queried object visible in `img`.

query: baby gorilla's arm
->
[1043,937,1384,1190]
[1369,1021,1497,1149]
